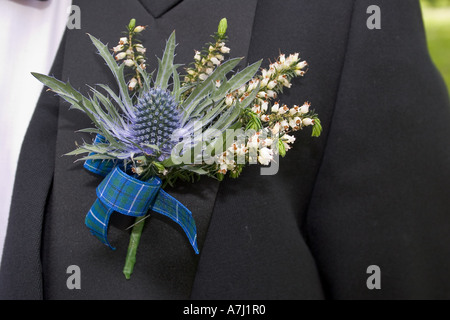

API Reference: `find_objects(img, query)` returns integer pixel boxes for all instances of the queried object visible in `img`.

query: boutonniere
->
[33,18,322,279]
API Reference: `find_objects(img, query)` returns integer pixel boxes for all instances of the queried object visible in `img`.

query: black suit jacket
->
[1,0,450,300]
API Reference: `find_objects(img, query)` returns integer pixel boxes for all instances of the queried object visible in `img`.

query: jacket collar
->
[138,0,184,18]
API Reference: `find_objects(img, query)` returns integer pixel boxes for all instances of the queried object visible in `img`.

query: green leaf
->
[181,57,243,124]
[278,139,286,157]
[212,60,262,100]
[87,34,134,118]
[311,117,322,137]
[172,66,181,103]
[182,166,208,175]
[155,31,177,90]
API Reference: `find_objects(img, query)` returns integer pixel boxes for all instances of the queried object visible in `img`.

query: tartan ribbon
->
[83,135,199,254]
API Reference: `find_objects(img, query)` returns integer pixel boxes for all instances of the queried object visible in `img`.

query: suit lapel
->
[41,0,258,299]
[138,0,184,19]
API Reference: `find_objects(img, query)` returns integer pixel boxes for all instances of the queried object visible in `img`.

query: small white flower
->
[135,45,146,54]
[210,57,221,66]
[215,80,221,88]
[134,26,145,33]
[220,45,230,54]
[289,119,298,130]
[113,45,124,53]
[225,94,234,106]
[299,102,310,115]
[282,134,296,144]
[289,105,299,115]
[238,85,247,96]
[199,73,208,81]
[283,141,292,152]
[124,59,135,67]
[302,118,315,126]
[297,60,308,70]
[119,37,128,45]
[133,167,144,175]
[267,80,277,90]
[278,105,289,115]
[128,78,138,90]
[267,90,277,99]
[261,138,273,147]
[257,91,267,99]
[194,50,201,61]
[260,114,270,122]
[247,134,260,150]
[280,120,289,131]
[271,122,281,135]
[251,104,261,114]
[258,147,274,166]
[271,102,280,113]
[261,100,269,113]
[115,52,127,61]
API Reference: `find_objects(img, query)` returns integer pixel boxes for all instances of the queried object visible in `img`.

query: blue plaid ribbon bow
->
[83,135,199,254]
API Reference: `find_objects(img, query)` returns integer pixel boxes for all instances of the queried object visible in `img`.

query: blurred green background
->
[420,0,450,94]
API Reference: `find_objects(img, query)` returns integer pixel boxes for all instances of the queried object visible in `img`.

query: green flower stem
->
[123,215,147,280]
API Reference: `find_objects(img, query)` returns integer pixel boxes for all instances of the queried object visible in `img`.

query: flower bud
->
[271,102,280,113]
[261,100,269,113]
[225,94,234,106]
[218,18,228,37]
[210,57,221,66]
[220,45,230,54]
[278,104,289,115]
[124,59,135,67]
[302,118,315,126]
[135,45,146,54]
[299,102,310,114]
[113,45,124,53]
[115,52,127,61]
[134,26,145,33]
[267,80,277,90]
[128,78,138,90]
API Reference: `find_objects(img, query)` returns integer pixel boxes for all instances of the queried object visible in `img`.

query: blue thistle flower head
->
[131,87,181,159]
